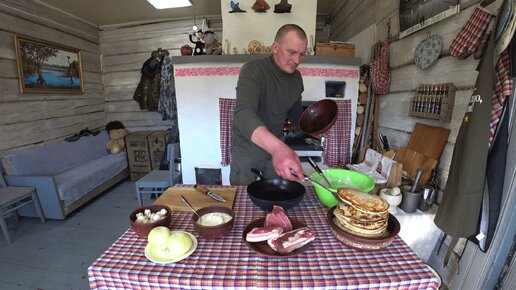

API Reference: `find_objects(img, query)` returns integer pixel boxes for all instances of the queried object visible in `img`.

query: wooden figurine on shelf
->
[229,1,246,13]
[252,0,270,12]
[274,0,292,13]
[189,30,205,55]
[204,30,222,55]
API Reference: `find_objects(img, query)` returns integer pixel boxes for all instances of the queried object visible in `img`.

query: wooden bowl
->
[326,207,400,251]
[299,99,338,136]
[192,206,235,239]
[129,204,172,237]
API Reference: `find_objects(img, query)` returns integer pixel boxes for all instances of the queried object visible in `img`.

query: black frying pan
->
[246,168,306,211]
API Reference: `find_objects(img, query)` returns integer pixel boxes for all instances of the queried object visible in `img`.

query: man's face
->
[272,31,307,74]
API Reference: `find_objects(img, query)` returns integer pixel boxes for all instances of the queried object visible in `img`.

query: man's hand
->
[270,145,305,181]
[251,126,305,181]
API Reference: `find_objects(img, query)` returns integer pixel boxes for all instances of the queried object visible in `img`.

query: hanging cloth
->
[369,40,391,95]
[489,50,513,145]
[476,99,510,252]
[219,98,237,166]
[434,29,495,238]
[472,43,513,252]
[321,99,352,168]
[449,7,493,59]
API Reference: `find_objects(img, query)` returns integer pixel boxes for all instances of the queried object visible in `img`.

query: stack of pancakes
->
[333,188,390,238]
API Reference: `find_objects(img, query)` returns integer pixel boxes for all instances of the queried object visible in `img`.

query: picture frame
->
[399,0,460,39]
[14,35,84,93]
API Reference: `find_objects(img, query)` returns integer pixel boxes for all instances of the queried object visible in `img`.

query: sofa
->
[0,131,129,219]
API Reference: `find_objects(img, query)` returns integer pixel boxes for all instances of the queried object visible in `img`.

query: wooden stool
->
[1,171,46,243]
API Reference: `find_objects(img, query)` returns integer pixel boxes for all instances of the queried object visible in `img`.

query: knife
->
[194,184,227,202]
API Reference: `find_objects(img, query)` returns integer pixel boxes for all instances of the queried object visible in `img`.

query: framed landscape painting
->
[14,35,84,93]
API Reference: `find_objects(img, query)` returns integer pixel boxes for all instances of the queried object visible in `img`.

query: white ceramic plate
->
[144,231,197,264]
[425,263,442,288]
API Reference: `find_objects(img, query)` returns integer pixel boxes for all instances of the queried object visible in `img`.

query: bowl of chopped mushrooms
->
[129,204,172,237]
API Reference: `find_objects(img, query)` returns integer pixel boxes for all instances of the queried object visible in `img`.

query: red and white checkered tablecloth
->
[88,185,440,289]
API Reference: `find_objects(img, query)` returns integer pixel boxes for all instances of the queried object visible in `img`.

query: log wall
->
[99,15,328,132]
[99,16,223,132]
[328,0,492,193]
[0,2,329,155]
[0,0,102,155]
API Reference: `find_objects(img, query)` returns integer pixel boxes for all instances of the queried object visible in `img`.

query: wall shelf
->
[409,83,455,122]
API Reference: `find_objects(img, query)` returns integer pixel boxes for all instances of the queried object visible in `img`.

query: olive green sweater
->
[231,55,303,180]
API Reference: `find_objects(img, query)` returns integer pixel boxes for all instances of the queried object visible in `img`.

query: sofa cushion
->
[54,153,128,206]
[1,131,110,176]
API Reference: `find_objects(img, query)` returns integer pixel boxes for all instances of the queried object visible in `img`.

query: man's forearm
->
[250,126,288,155]
[250,126,305,180]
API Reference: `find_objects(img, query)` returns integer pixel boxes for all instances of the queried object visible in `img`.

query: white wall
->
[348,25,376,65]
[221,0,317,54]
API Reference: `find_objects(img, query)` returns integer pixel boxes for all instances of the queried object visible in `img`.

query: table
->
[88,185,440,289]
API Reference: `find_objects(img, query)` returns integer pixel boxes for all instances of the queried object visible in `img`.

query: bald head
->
[272,24,307,74]
[274,24,307,43]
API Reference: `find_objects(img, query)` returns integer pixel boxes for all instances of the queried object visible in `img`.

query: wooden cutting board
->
[407,123,450,160]
[154,187,238,211]
[394,147,438,186]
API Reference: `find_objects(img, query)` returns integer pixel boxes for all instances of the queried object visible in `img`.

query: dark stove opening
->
[326,81,346,98]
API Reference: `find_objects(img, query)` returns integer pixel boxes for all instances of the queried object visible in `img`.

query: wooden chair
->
[0,167,46,243]
[135,143,181,206]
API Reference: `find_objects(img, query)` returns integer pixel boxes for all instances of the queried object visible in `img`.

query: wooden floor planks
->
[0,179,140,290]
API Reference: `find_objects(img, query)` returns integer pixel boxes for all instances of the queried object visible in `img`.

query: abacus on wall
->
[409,83,455,122]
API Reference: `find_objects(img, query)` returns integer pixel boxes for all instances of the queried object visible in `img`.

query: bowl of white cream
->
[192,205,235,239]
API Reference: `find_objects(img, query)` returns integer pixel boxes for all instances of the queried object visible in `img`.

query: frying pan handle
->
[251,168,266,181]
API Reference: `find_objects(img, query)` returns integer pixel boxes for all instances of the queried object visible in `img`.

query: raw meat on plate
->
[267,227,316,254]
[265,205,293,232]
[246,226,283,242]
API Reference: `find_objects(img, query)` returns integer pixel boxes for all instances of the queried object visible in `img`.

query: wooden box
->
[147,130,170,170]
[125,131,154,179]
[315,42,355,57]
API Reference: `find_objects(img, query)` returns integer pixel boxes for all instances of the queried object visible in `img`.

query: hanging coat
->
[133,52,161,111]
[477,99,509,252]
[158,54,179,143]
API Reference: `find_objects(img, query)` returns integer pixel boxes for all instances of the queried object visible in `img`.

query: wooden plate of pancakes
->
[327,188,400,251]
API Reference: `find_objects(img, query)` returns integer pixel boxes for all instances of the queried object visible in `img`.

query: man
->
[230,24,307,185]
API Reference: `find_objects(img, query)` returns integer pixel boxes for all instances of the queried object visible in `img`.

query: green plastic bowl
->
[310,168,375,208]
